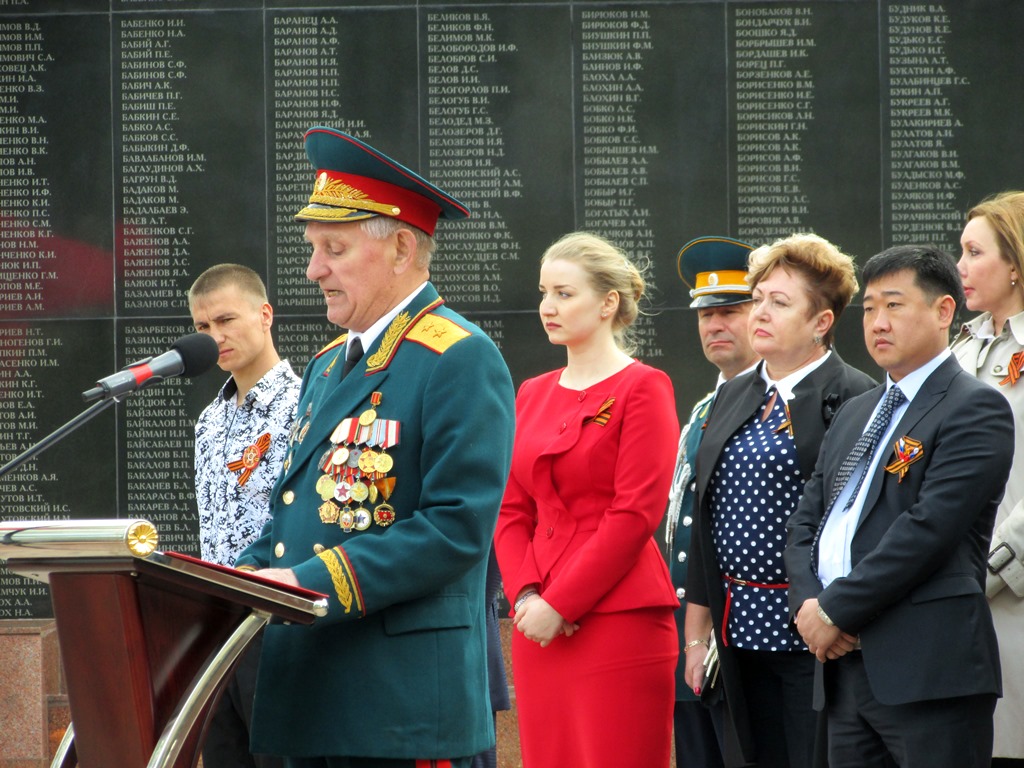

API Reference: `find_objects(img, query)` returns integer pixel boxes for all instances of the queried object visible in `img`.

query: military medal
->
[373,503,396,527]
[290,404,312,446]
[316,474,337,501]
[374,476,397,527]
[333,481,352,503]
[339,506,356,532]
[359,391,383,426]
[346,447,362,468]
[331,446,350,466]
[350,480,370,502]
[319,500,340,524]
[374,451,393,473]
[353,507,372,531]
[226,433,272,486]
[884,436,924,482]
[358,449,379,474]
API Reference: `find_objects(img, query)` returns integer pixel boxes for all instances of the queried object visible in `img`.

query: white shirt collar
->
[758,350,832,402]
[883,347,950,402]
[716,359,761,391]
[346,281,429,357]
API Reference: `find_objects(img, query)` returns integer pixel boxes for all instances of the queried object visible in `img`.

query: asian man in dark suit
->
[785,244,1014,768]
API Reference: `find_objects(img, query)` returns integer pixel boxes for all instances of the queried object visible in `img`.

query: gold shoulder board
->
[405,313,471,354]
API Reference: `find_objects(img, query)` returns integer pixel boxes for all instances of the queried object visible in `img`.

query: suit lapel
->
[697,370,764,492]
[855,358,958,530]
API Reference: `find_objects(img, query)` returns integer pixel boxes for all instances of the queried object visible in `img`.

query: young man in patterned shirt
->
[191,263,301,768]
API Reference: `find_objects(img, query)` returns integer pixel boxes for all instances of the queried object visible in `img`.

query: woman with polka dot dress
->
[683,234,876,768]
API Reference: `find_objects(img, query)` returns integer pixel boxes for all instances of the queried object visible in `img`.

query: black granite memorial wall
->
[2,0,1022,616]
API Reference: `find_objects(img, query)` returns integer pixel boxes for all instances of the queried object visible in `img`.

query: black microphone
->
[82,333,220,403]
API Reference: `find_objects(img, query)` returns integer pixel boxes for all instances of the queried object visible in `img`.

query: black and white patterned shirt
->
[194,360,301,565]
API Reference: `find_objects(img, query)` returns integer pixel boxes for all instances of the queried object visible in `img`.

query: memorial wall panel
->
[1,0,1023,616]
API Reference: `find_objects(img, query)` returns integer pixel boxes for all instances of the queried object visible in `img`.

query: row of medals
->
[313,398,397,533]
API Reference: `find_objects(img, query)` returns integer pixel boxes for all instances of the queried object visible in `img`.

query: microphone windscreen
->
[171,333,220,377]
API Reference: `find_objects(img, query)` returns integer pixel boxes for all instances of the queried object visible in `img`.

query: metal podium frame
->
[0,519,328,768]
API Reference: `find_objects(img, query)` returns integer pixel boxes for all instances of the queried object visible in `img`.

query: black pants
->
[826,652,996,768]
[202,631,282,768]
[733,648,818,768]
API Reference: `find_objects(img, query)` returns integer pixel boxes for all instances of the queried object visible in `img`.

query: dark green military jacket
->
[236,283,515,759]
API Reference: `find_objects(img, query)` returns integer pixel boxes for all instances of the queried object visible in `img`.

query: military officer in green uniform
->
[235,127,515,768]
[668,237,759,768]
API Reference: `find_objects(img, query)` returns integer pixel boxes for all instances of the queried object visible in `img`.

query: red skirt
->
[511,606,677,768]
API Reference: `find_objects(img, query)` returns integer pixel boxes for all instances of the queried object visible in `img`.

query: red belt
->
[721,573,788,647]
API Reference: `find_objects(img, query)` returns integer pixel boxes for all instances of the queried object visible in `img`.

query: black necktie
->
[341,336,364,379]
[827,385,906,513]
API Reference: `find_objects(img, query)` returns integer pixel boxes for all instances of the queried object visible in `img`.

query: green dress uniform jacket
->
[667,390,714,701]
[236,283,515,760]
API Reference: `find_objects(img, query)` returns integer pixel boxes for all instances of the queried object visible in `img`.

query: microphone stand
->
[0,398,117,478]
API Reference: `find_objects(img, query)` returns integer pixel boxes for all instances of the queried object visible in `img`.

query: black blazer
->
[785,356,1012,708]
[687,352,877,765]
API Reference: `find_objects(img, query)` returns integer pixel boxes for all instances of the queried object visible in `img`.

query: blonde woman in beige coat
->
[952,190,1024,767]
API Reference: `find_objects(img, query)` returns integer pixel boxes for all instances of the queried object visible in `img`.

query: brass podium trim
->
[0,519,328,768]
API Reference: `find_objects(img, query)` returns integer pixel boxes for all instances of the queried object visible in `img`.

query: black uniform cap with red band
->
[294,127,471,236]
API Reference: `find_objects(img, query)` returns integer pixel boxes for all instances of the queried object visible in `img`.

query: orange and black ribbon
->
[584,397,616,427]
[884,436,924,483]
[774,401,794,437]
[227,433,272,486]
[1000,351,1024,386]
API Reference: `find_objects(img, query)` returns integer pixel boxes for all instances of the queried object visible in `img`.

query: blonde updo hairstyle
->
[541,231,647,355]
[747,233,859,348]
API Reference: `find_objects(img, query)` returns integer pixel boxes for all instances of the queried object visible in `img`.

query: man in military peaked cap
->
[235,127,515,768]
[668,236,759,768]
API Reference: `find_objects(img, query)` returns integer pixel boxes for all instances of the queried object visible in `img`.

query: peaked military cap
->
[295,127,470,236]
[677,236,755,308]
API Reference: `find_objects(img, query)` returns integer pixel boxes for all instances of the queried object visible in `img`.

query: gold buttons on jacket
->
[283,490,295,505]
[676,587,686,600]
[313,543,325,554]
[274,542,285,558]
[683,515,693,527]
[677,551,687,563]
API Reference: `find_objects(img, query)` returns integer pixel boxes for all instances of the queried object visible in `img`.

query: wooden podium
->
[0,519,328,768]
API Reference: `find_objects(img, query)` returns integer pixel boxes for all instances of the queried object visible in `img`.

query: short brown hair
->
[188,264,268,310]
[748,233,859,348]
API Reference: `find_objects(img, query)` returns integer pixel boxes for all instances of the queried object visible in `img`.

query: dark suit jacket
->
[236,284,515,759]
[687,352,876,764]
[785,355,1013,708]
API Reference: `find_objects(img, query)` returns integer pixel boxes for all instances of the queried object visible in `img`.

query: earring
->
[601,311,609,318]
[813,335,822,345]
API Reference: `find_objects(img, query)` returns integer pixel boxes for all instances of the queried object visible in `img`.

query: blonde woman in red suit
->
[495,232,680,767]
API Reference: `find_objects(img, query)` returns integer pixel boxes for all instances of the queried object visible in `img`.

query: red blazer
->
[495,362,680,622]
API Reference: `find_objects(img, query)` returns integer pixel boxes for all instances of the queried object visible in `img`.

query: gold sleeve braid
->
[317,548,362,615]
